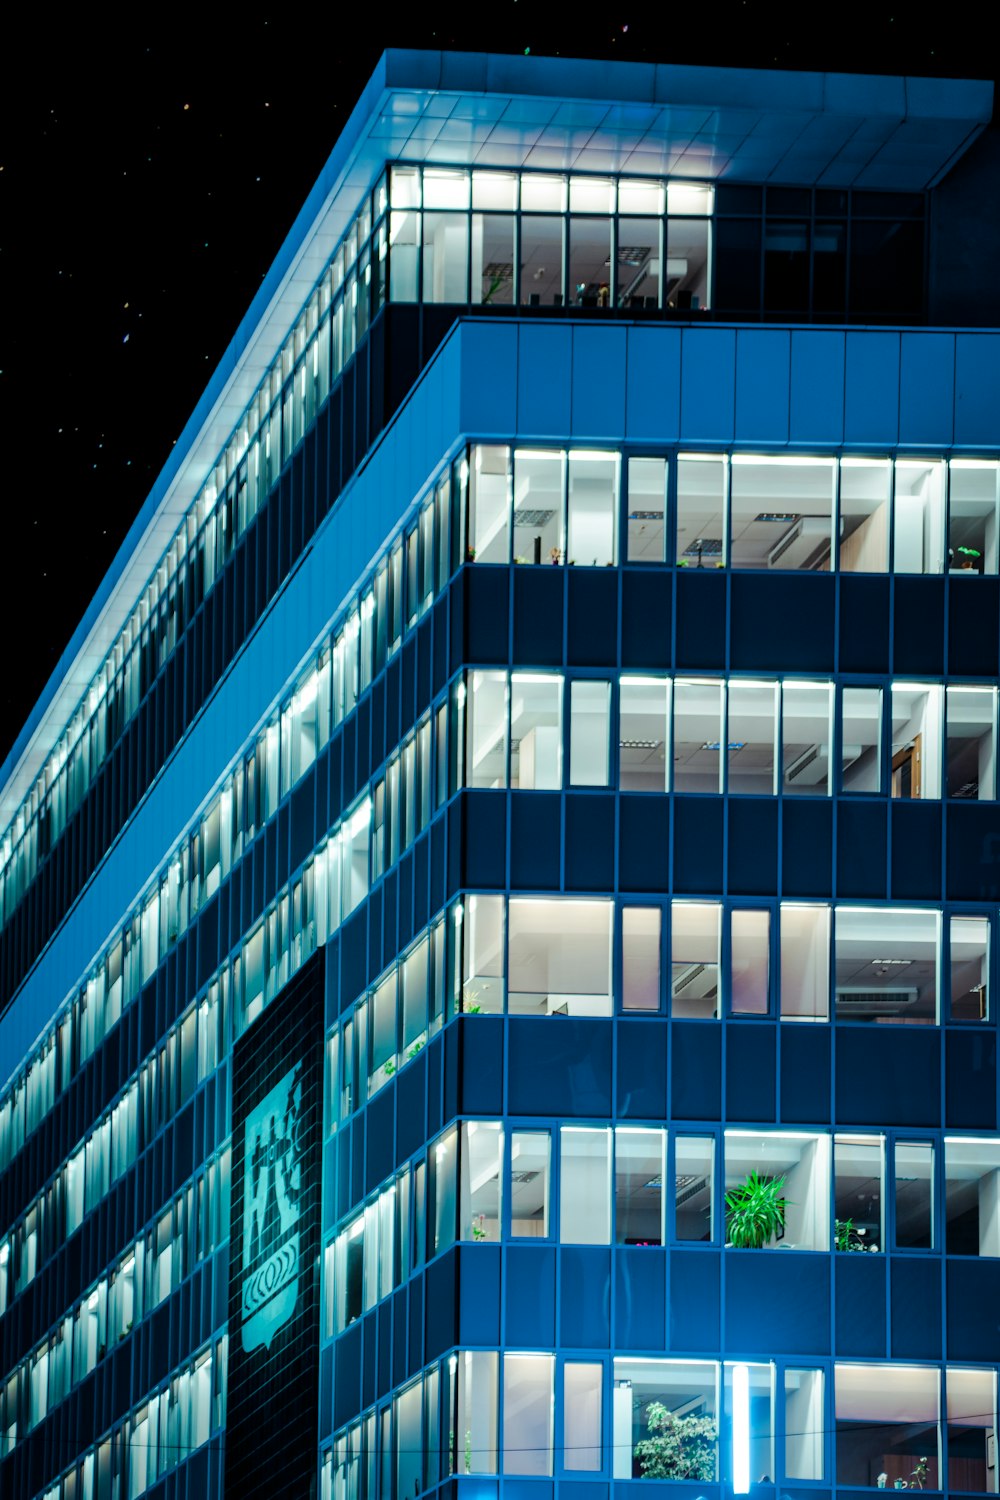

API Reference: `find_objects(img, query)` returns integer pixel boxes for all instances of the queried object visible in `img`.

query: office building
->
[2,47,1000,1499]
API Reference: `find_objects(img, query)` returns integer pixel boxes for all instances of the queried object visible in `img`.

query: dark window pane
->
[715,184,762,215]
[813,221,846,315]
[852,191,925,218]
[767,187,811,214]
[764,220,810,313]
[850,220,924,317]
[714,218,761,312]
[816,189,848,215]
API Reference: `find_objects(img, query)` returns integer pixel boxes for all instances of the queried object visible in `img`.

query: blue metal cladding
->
[457,319,1000,450]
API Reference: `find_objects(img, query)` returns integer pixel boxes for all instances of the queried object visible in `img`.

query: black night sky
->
[1,9,994,764]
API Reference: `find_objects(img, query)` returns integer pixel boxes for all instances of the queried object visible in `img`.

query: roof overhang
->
[1,49,992,827]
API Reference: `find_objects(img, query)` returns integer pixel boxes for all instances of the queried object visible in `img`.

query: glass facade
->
[1,48,998,1500]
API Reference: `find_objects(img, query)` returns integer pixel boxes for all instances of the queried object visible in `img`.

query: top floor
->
[0,50,993,941]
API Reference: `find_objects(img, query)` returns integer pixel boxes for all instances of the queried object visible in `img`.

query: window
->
[673,679,724,793]
[835,1364,939,1489]
[724,1362,773,1490]
[342,801,370,918]
[670,902,720,1018]
[613,1359,718,1481]
[946,687,996,800]
[730,456,835,572]
[618,217,662,310]
[835,907,939,1024]
[503,1354,554,1475]
[667,216,711,309]
[466,671,507,788]
[567,451,618,566]
[842,686,882,793]
[626,457,666,563]
[401,936,429,1053]
[949,460,1000,575]
[730,910,770,1015]
[725,1131,830,1251]
[456,1350,498,1473]
[782,680,833,795]
[676,455,726,569]
[895,1141,935,1249]
[946,1366,997,1493]
[460,1122,502,1241]
[389,207,419,302]
[510,674,562,790]
[462,895,504,1014]
[395,1380,423,1500]
[840,458,890,572]
[520,215,564,308]
[728,680,777,792]
[335,1216,364,1330]
[422,212,469,303]
[429,1128,457,1254]
[675,1136,714,1242]
[780,903,830,1020]
[563,1363,603,1472]
[894,459,945,573]
[472,213,515,305]
[369,970,397,1094]
[891,684,943,799]
[513,449,564,565]
[569,216,612,309]
[944,1139,1000,1256]
[570,680,611,786]
[784,1368,825,1480]
[561,1127,611,1244]
[950,916,990,1022]
[468,446,510,564]
[511,1131,550,1238]
[616,1128,665,1245]
[508,898,613,1016]
[835,1135,884,1253]
[622,907,661,1012]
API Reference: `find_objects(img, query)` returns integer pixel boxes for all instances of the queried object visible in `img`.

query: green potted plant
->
[633,1402,718,1480]
[835,1215,877,1252]
[725,1170,788,1248]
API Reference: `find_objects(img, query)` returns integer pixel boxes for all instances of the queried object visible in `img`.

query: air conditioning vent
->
[768,516,833,571]
[784,743,831,785]
[836,986,919,1014]
[671,963,718,1000]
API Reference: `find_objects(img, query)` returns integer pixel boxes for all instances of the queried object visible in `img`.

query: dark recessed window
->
[764,220,810,312]
[850,219,924,318]
[714,184,763,215]
[767,186,811,215]
[714,219,762,313]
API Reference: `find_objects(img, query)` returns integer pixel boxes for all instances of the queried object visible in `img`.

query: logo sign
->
[241,1061,304,1353]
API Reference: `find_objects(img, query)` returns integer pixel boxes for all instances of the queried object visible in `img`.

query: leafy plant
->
[911,1456,929,1489]
[407,1039,425,1060]
[835,1216,876,1252]
[633,1402,718,1481]
[383,1058,396,1077]
[471,1214,488,1241]
[725,1170,788,1248]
